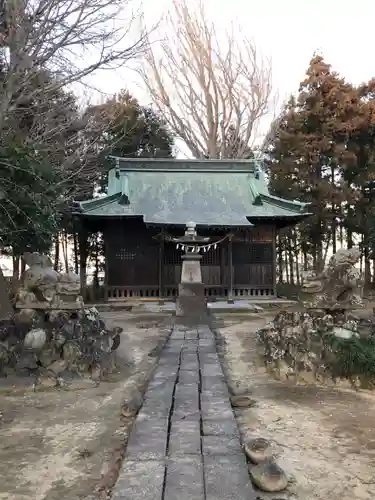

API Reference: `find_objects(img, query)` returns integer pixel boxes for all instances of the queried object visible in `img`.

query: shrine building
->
[73,158,310,301]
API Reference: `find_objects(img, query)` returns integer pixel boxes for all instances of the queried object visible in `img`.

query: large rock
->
[24,328,47,350]
[249,461,288,492]
[244,438,272,464]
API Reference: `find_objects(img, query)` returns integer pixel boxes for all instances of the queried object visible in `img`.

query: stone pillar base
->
[176,282,207,317]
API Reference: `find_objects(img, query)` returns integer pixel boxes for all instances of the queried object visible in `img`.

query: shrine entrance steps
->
[112,323,256,500]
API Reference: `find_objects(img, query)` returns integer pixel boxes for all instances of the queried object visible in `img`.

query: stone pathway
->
[112,324,255,500]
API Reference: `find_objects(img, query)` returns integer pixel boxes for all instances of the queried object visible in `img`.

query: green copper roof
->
[75,158,310,227]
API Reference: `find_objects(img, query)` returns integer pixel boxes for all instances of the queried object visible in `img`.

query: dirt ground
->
[217,311,375,500]
[0,311,171,500]
[3,307,375,500]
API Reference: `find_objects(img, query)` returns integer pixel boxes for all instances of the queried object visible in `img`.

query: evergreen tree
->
[267,55,361,270]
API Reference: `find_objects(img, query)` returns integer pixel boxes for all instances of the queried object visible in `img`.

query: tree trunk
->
[277,236,283,284]
[94,235,100,289]
[12,255,20,281]
[0,267,13,320]
[292,230,300,285]
[20,258,26,276]
[331,165,337,254]
[339,222,344,248]
[61,231,69,273]
[347,231,353,249]
[78,224,88,297]
[287,232,295,285]
[54,233,60,271]
[73,231,79,275]
[364,231,371,287]
[303,250,308,271]
[284,246,290,283]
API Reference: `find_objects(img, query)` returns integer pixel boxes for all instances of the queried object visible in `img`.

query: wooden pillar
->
[220,244,226,295]
[158,233,165,303]
[228,235,234,303]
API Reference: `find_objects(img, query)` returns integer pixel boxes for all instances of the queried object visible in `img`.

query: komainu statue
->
[15,252,82,308]
[0,252,124,389]
[300,247,364,309]
[256,247,369,388]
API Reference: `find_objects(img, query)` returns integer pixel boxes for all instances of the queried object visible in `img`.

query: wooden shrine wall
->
[231,227,274,288]
[103,222,275,299]
[104,220,160,288]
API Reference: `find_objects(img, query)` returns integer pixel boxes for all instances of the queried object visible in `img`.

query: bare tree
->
[0,0,153,209]
[0,0,149,135]
[138,0,274,159]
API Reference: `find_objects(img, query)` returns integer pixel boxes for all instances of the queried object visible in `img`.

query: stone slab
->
[139,400,172,418]
[202,418,240,437]
[164,457,205,499]
[202,435,243,456]
[204,455,256,500]
[112,460,165,500]
[131,416,167,435]
[169,419,201,456]
[180,360,200,371]
[201,363,224,377]
[201,396,234,420]
[170,332,186,340]
[146,378,175,394]
[201,377,227,392]
[199,353,220,363]
[173,396,200,418]
[174,382,199,399]
[125,426,168,460]
[178,370,200,384]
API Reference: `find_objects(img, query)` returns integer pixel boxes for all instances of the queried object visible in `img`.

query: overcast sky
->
[89,0,375,106]
[80,0,375,156]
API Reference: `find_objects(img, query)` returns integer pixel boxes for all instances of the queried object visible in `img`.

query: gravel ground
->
[0,311,171,500]
[216,312,375,500]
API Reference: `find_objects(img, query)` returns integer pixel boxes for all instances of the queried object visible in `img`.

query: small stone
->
[0,344,10,368]
[35,370,58,390]
[121,390,143,418]
[57,371,97,390]
[14,289,37,306]
[48,360,67,375]
[230,394,257,408]
[48,310,70,324]
[15,351,38,372]
[63,340,82,366]
[244,438,272,464]
[111,332,121,352]
[24,328,47,350]
[0,319,16,342]
[37,347,60,367]
[14,309,42,329]
[249,461,288,492]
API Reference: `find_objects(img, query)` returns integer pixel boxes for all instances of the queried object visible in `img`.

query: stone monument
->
[173,222,211,318]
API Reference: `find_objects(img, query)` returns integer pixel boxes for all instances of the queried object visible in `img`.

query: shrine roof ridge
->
[108,156,260,172]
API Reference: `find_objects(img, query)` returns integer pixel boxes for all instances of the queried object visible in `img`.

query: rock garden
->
[0,252,123,390]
